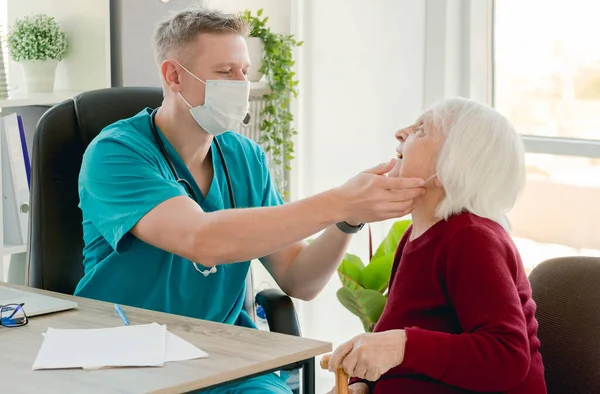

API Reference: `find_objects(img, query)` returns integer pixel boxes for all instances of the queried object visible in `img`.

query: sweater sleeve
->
[400,224,531,392]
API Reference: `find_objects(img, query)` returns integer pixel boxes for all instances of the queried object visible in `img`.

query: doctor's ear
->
[161,60,183,92]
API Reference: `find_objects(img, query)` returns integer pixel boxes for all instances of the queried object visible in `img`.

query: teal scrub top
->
[74,108,283,328]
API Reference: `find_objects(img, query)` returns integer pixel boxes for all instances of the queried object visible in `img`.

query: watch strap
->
[336,221,365,234]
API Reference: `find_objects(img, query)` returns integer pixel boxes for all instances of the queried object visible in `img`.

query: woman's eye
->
[218,71,231,75]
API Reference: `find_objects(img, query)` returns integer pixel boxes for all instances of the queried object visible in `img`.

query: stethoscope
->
[150,108,236,276]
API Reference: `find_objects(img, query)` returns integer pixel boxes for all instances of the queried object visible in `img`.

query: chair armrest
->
[255,288,301,337]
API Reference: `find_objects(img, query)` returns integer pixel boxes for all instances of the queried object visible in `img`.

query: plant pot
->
[246,37,264,82]
[20,59,58,93]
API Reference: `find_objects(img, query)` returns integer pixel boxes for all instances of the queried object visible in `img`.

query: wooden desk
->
[0,283,331,394]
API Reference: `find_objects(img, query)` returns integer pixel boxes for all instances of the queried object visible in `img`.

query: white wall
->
[206,0,290,34]
[293,1,427,388]
[6,0,111,92]
[209,0,428,357]
[111,0,197,87]
[295,0,427,368]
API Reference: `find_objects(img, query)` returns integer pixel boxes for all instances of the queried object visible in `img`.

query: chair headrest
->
[73,87,164,145]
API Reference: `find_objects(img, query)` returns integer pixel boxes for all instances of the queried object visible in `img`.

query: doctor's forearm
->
[192,191,345,266]
[276,226,352,300]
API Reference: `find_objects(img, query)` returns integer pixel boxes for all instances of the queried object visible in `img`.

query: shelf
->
[250,81,270,98]
[0,90,85,109]
[3,243,26,255]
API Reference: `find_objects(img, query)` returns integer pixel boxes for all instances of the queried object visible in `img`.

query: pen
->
[114,304,130,326]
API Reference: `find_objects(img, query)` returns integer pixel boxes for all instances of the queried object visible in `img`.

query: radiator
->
[236,90,289,195]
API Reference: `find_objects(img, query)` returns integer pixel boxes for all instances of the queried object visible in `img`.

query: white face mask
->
[176,62,250,136]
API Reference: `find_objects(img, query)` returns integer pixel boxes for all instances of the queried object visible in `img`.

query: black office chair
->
[26,87,313,393]
[529,256,600,394]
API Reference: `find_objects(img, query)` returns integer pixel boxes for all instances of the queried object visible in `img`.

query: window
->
[494,0,600,273]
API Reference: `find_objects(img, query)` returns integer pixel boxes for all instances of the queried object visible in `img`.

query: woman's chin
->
[388,158,403,177]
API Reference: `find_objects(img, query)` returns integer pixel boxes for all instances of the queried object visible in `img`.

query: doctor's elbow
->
[188,225,232,267]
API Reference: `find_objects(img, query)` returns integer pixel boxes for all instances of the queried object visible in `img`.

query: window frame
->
[489,0,600,159]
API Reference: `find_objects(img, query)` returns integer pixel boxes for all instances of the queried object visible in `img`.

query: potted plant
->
[7,14,68,93]
[336,220,412,332]
[242,9,302,197]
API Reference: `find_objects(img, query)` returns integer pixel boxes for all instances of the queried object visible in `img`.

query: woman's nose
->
[395,129,408,142]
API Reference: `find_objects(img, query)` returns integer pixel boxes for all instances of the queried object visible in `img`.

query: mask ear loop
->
[174,61,207,109]
[174,61,207,85]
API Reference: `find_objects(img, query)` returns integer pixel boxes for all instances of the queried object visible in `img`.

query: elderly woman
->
[328,98,547,394]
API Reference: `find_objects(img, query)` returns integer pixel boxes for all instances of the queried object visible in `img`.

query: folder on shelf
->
[17,116,31,189]
[1,113,30,246]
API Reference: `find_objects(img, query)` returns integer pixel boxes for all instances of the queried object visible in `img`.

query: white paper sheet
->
[32,323,208,371]
[164,325,209,362]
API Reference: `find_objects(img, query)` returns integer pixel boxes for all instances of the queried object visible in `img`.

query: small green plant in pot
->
[336,220,412,332]
[241,9,302,198]
[7,14,68,92]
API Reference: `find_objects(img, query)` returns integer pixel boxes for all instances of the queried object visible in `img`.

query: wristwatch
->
[336,221,365,234]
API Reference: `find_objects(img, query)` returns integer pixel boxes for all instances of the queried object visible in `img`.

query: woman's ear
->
[434,175,443,188]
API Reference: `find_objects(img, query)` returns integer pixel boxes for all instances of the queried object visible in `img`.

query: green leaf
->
[360,254,394,293]
[336,288,387,331]
[257,8,263,16]
[372,220,412,260]
[337,253,364,291]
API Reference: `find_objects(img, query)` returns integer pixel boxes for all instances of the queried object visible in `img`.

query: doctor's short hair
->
[153,7,248,65]
[431,97,526,231]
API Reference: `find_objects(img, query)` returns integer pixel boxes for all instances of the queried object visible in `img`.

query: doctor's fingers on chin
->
[382,175,427,189]
[386,200,415,214]
[380,205,415,221]
[387,187,426,201]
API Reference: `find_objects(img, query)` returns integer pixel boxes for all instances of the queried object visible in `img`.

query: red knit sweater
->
[352,212,547,393]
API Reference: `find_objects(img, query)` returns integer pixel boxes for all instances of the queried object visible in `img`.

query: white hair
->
[431,97,525,231]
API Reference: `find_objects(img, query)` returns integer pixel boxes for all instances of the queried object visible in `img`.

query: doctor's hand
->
[337,159,425,224]
[328,330,407,382]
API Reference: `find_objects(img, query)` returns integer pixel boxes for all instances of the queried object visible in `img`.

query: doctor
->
[74,6,425,393]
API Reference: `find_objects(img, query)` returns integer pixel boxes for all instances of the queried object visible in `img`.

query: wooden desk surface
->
[0,282,331,394]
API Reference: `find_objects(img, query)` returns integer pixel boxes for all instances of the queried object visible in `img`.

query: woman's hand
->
[328,330,407,381]
[327,382,369,394]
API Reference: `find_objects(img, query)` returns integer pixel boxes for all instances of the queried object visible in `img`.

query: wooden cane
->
[320,354,349,394]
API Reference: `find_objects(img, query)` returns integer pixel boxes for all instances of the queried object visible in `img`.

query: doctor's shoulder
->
[82,115,161,168]
[219,131,269,166]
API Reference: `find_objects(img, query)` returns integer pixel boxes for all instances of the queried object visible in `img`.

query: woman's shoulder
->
[445,212,513,243]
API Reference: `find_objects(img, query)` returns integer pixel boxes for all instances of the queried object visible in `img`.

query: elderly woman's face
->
[389,114,445,180]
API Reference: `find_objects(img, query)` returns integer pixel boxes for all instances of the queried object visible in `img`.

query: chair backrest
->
[528,256,600,394]
[27,87,254,317]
